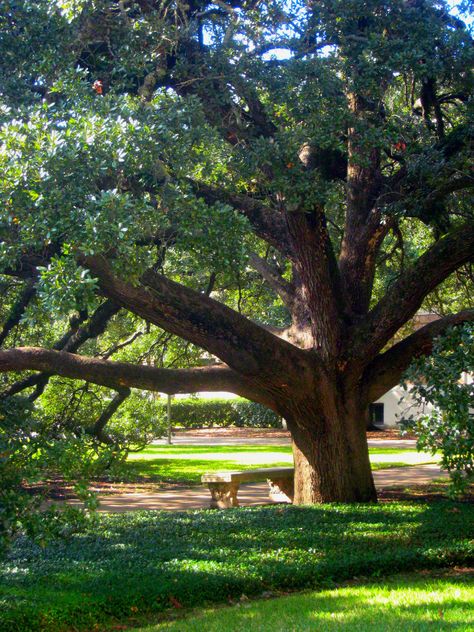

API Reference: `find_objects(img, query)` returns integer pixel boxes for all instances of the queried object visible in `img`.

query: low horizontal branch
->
[0,347,252,396]
[1,300,120,400]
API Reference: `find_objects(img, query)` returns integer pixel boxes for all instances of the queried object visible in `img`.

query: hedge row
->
[157,397,282,428]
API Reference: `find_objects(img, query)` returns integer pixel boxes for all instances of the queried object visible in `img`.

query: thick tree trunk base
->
[286,398,377,504]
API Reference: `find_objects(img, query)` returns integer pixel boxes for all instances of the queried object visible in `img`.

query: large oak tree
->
[0,0,473,503]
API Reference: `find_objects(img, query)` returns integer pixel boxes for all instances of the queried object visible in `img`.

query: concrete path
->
[155,436,417,450]
[73,464,447,513]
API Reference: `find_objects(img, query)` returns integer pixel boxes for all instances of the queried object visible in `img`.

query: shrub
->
[0,396,105,557]
[231,400,282,428]
[401,324,474,495]
[157,397,282,429]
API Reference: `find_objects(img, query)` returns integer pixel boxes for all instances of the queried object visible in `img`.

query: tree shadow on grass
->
[1,502,473,630]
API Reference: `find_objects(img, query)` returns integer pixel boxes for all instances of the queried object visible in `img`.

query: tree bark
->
[285,391,376,504]
[0,279,37,347]
[0,347,261,400]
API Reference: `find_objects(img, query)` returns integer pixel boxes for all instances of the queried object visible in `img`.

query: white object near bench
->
[202,467,294,509]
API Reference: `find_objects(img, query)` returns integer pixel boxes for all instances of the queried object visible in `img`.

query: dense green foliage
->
[0,396,111,555]
[403,324,474,494]
[163,397,281,429]
[1,502,472,631]
[139,572,474,631]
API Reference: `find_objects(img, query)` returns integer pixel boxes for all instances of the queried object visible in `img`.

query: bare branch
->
[101,330,144,360]
[248,252,296,310]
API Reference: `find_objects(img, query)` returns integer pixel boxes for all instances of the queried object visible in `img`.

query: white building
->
[370,385,432,428]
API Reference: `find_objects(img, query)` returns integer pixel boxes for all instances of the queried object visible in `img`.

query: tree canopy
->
[0,0,473,510]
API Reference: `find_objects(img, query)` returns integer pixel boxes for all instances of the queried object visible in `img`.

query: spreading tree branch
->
[83,255,303,378]
[357,223,474,363]
[0,347,257,398]
[192,181,292,255]
[248,252,296,310]
[0,279,37,347]
[365,309,474,402]
[86,387,131,443]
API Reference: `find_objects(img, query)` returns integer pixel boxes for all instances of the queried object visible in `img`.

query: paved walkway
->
[155,436,417,449]
[68,464,447,513]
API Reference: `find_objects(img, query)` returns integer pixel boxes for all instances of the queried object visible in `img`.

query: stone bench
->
[202,467,294,509]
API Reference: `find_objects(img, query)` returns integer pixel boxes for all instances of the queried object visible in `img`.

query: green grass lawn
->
[1,502,472,631]
[128,445,419,455]
[140,571,474,631]
[123,457,292,484]
[121,445,438,484]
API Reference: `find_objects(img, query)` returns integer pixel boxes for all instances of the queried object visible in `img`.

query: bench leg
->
[267,477,294,503]
[207,482,240,509]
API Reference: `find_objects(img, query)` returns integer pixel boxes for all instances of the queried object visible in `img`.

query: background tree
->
[0,0,472,504]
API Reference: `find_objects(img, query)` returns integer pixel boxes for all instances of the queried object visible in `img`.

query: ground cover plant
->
[138,570,474,631]
[1,502,472,631]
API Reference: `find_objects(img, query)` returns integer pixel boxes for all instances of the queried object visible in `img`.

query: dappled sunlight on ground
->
[57,465,449,512]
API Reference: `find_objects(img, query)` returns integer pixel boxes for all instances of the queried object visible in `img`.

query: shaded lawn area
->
[140,570,474,631]
[121,445,437,485]
[1,502,473,631]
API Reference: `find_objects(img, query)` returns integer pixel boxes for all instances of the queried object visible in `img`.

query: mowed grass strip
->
[128,445,419,456]
[122,445,438,484]
[140,571,474,631]
[1,502,473,631]
[123,458,292,484]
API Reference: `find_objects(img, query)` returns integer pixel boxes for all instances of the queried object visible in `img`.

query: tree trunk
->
[285,393,377,504]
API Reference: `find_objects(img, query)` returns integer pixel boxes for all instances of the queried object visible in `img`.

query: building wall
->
[374,385,435,428]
